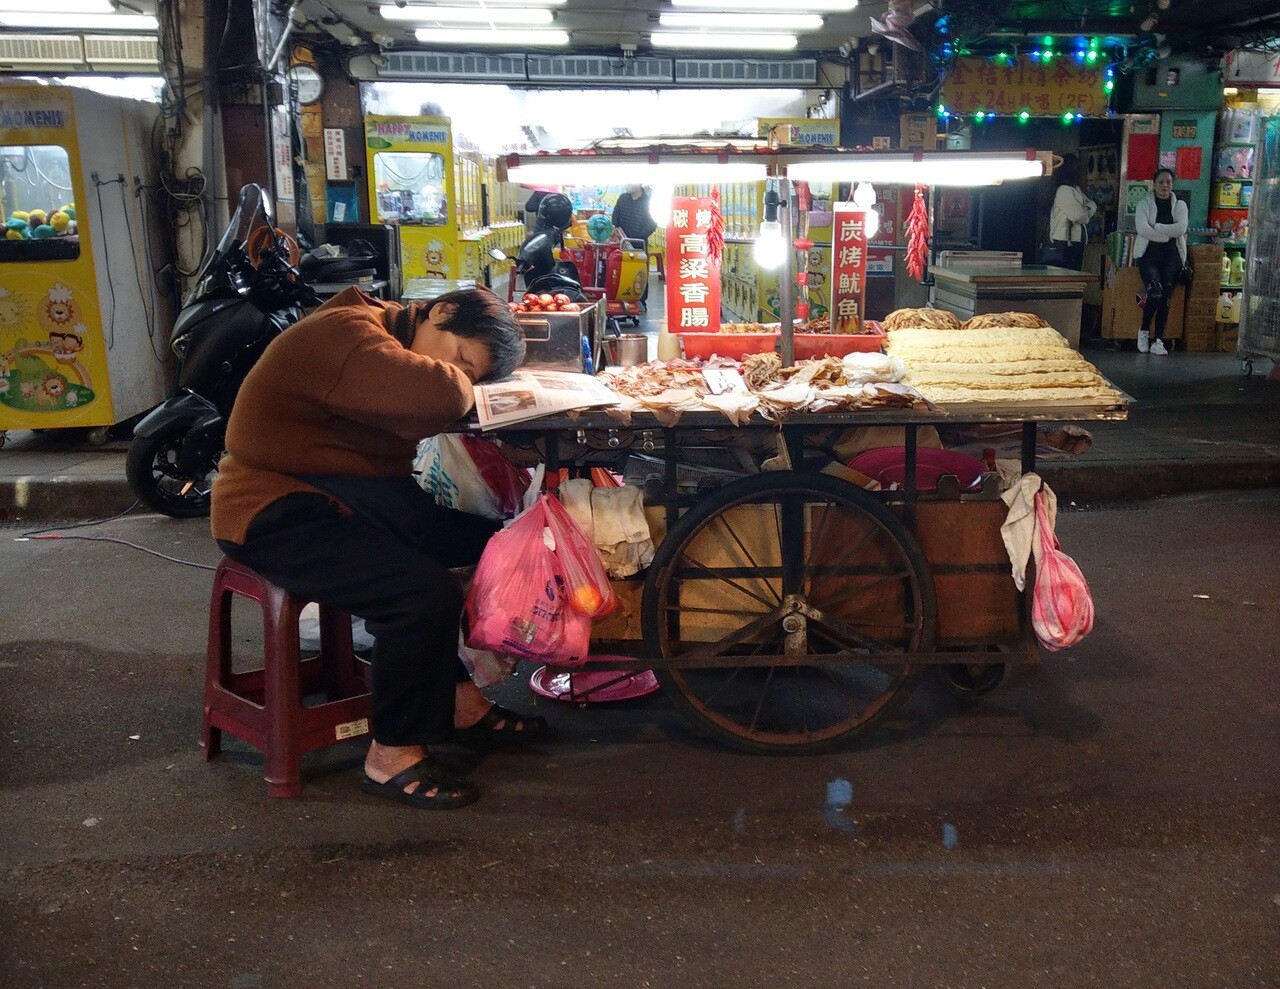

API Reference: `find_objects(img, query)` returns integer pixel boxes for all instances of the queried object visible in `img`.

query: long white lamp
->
[671,0,856,9]
[506,157,769,185]
[650,31,797,51]
[0,11,157,29]
[413,27,568,45]
[658,12,824,30]
[0,0,114,11]
[382,5,555,25]
[786,151,1044,186]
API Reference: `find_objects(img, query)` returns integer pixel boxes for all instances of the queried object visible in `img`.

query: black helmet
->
[535,193,573,231]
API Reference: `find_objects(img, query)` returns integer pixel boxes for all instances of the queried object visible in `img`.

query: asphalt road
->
[1,490,1277,988]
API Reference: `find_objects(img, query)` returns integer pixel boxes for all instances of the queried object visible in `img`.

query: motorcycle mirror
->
[489,248,508,262]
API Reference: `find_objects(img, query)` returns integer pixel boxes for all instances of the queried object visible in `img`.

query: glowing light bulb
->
[649,185,672,226]
[754,220,786,270]
[852,182,877,209]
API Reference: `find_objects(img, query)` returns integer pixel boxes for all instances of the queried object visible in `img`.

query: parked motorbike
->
[493,192,587,302]
[126,184,317,517]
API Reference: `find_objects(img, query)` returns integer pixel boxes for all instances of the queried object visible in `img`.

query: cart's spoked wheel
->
[642,471,936,755]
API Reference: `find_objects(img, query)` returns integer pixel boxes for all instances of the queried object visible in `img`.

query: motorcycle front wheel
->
[125,419,218,518]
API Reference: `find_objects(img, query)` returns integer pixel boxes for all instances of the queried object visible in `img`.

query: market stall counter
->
[931,264,1096,348]
[449,320,1127,755]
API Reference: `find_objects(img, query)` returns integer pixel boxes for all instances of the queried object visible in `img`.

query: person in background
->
[211,286,544,811]
[523,189,550,234]
[1047,153,1097,271]
[1133,167,1188,356]
[611,185,658,309]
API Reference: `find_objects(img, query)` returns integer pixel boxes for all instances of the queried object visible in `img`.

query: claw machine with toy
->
[364,114,490,287]
[0,85,171,443]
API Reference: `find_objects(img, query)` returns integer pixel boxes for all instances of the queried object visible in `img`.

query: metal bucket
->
[603,334,649,367]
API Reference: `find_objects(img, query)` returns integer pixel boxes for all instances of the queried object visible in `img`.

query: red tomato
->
[523,293,539,304]
[538,293,554,306]
[560,303,580,312]
[553,293,571,306]
[512,303,527,313]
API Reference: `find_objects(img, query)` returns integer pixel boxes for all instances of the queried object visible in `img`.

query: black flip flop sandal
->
[360,758,478,810]
[452,704,548,748]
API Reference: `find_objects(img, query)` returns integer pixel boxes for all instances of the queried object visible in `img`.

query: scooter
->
[494,229,589,303]
[126,184,317,517]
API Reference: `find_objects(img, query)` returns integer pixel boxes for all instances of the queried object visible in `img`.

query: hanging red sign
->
[830,206,869,332]
[665,196,721,333]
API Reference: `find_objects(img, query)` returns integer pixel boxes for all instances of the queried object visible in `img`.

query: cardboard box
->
[1217,325,1239,353]
[1101,261,1184,340]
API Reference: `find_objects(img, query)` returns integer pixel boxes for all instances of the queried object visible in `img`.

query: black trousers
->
[217,489,501,746]
[1138,244,1182,339]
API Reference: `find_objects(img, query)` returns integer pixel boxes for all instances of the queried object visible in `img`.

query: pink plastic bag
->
[541,494,619,619]
[1031,490,1095,651]
[464,498,592,666]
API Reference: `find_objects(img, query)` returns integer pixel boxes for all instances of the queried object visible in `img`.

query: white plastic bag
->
[298,602,375,653]
[414,434,506,519]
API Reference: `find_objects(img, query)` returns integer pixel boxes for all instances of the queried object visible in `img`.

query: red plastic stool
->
[202,557,372,797]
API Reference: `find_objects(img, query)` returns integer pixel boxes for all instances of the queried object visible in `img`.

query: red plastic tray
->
[679,332,778,360]
[792,327,886,360]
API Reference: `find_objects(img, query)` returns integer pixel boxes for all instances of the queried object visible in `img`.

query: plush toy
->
[49,211,70,232]
[5,217,29,238]
[5,230,23,241]
[32,224,56,239]
[27,208,46,226]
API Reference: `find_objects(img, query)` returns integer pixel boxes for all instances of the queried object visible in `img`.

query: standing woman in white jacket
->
[1132,167,1188,355]
[1047,154,1097,270]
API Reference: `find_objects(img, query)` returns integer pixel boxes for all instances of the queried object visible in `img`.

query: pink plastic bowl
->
[847,446,987,491]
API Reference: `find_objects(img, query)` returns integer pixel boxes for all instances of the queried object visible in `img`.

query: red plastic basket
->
[678,332,779,360]
[792,326,886,359]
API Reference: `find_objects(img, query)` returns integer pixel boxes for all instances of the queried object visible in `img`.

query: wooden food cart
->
[475,398,1127,756]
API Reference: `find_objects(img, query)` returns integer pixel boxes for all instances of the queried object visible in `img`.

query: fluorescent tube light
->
[0,11,156,29]
[786,152,1044,186]
[506,157,769,185]
[671,0,856,10]
[381,5,554,25]
[0,0,114,11]
[413,27,568,46]
[650,31,797,51]
[659,12,823,30]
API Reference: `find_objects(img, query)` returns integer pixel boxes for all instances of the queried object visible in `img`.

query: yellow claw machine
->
[364,114,493,286]
[0,85,171,444]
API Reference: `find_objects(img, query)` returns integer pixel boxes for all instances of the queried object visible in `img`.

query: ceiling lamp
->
[785,150,1045,186]
[413,27,568,46]
[0,0,115,11]
[670,0,857,9]
[0,11,157,29]
[381,5,555,25]
[658,12,823,30]
[650,31,798,51]
[504,153,770,186]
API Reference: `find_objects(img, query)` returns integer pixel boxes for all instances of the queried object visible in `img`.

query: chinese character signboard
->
[323,127,348,181]
[942,58,1106,117]
[666,197,721,332]
[831,206,869,332]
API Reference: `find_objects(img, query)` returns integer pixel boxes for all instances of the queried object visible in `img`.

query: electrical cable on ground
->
[14,501,216,571]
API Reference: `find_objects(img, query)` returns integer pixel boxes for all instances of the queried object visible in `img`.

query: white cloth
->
[1049,186,1098,244]
[590,486,654,578]
[1132,194,1188,263]
[558,478,595,543]
[1000,472,1057,591]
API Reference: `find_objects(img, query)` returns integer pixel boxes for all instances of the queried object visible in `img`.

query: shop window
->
[0,145,80,262]
[371,151,447,226]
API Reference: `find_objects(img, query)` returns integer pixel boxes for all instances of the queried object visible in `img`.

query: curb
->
[2,462,1278,522]
[0,476,137,523]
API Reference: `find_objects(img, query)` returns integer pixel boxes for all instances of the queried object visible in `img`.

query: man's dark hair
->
[392,287,525,381]
[1154,166,1176,184]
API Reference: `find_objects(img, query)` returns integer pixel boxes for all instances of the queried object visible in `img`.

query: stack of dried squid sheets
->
[961,311,1051,329]
[885,326,1125,407]
[881,307,963,330]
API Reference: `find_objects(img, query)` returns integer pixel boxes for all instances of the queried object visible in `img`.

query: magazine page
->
[474,370,620,430]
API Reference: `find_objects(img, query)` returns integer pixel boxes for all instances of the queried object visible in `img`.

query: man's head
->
[395,288,525,383]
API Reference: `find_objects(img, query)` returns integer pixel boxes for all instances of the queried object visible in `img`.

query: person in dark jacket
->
[611,186,657,306]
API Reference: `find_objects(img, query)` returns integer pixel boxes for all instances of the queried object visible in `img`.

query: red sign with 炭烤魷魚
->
[665,196,721,332]
[830,206,869,332]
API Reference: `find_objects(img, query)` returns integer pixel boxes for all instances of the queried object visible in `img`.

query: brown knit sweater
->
[210,286,474,545]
